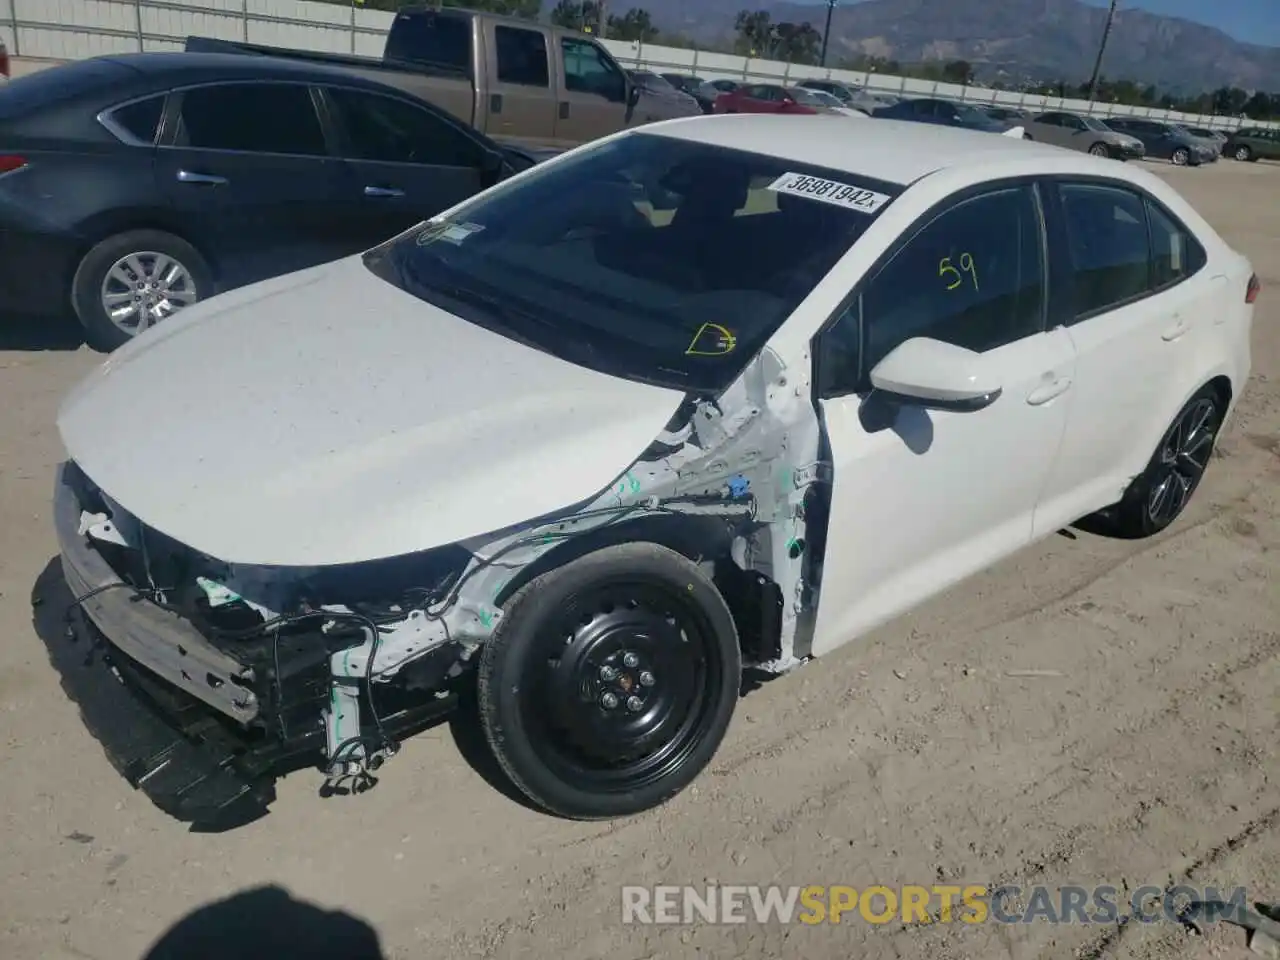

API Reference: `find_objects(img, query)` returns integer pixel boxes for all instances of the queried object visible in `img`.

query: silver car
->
[1024,111,1146,159]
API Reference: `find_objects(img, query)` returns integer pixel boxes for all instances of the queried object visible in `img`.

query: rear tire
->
[477,542,741,819]
[1171,146,1191,166]
[1233,145,1253,161]
[71,229,212,352]
[1110,385,1224,539]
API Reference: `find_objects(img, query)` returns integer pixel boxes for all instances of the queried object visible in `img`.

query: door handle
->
[176,170,228,186]
[1026,377,1072,406]
[364,185,405,199]
[1161,316,1190,341]
[490,93,503,114]
[559,100,570,120]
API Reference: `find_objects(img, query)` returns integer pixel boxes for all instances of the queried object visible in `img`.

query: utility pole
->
[820,0,836,67]
[1086,0,1119,102]
[596,0,608,39]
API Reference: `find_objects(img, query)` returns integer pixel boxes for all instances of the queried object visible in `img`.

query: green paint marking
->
[785,537,800,552]
[492,579,509,601]
[779,466,793,489]
[478,608,494,628]
[626,472,641,493]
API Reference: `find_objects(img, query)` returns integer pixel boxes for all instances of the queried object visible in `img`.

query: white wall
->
[5,0,1276,132]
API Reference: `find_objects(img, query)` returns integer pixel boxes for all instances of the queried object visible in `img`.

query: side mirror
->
[627,83,642,108]
[868,337,1003,412]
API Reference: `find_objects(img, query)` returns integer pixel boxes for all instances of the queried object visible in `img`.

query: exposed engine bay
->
[56,344,832,820]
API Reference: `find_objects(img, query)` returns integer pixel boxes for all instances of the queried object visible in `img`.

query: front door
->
[155,81,352,292]
[808,183,1075,657]
[320,85,489,249]
[554,35,629,145]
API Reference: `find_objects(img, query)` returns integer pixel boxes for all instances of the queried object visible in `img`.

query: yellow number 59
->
[939,253,979,292]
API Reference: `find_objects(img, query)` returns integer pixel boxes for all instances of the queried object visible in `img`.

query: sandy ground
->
[0,158,1277,960]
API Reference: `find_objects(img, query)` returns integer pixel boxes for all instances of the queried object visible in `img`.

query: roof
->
[641,113,1123,186]
[97,51,406,92]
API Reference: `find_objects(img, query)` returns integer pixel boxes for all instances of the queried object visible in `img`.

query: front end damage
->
[51,344,830,824]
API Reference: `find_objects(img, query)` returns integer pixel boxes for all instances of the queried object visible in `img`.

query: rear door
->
[1029,113,1068,146]
[319,84,491,249]
[554,34,629,145]
[481,20,558,144]
[155,80,352,291]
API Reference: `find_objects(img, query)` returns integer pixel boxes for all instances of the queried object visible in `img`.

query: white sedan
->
[52,115,1258,825]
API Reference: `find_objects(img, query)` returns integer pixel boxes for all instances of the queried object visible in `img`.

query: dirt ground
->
[0,158,1276,960]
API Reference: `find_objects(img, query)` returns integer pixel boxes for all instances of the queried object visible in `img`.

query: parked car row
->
[0,50,565,350]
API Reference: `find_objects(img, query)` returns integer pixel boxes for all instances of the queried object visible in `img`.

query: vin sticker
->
[766,173,891,214]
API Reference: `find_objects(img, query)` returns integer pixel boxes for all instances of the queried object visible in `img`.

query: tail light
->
[0,47,9,78]
[0,155,27,174]
[1246,273,1261,304]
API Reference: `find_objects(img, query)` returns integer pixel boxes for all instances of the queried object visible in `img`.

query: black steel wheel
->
[1113,386,1223,538]
[478,542,741,819]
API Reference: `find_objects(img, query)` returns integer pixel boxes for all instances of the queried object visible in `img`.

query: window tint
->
[364,132,898,394]
[561,37,625,101]
[1147,201,1205,288]
[1036,114,1062,126]
[106,94,165,144]
[384,11,469,73]
[494,25,549,87]
[176,84,326,156]
[1059,183,1150,317]
[859,187,1044,376]
[326,88,483,167]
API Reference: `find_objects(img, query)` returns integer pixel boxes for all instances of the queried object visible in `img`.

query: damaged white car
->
[52,116,1255,826]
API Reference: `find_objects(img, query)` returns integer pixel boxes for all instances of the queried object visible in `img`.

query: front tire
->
[1233,145,1252,161]
[1088,142,1111,158]
[71,229,211,352]
[477,542,741,819]
[1112,385,1224,538]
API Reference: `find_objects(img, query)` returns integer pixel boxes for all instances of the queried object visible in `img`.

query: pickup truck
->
[185,7,700,150]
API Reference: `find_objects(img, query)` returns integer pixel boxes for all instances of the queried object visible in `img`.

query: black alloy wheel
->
[478,542,741,819]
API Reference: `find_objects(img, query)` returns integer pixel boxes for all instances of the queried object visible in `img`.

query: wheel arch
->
[70,210,222,290]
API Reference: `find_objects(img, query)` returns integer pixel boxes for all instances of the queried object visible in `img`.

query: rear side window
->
[103,94,166,145]
[1147,200,1206,288]
[494,25,549,87]
[1059,183,1150,318]
[175,84,326,156]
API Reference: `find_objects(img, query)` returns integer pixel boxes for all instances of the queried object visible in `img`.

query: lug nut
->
[626,696,643,712]
[601,692,619,709]
[639,670,655,687]
[623,652,639,668]
[599,666,617,681]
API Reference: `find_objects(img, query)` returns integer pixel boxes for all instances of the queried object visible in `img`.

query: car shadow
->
[141,885,386,959]
[29,556,542,829]
[0,312,86,351]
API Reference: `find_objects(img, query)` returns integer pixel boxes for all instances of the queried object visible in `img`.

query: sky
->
[1077,0,1280,47]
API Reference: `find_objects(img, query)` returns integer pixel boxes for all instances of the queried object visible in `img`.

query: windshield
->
[807,90,841,107]
[363,132,899,393]
[954,103,996,124]
[1082,116,1111,132]
[635,72,674,91]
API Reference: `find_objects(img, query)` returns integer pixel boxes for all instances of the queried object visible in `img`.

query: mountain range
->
[632,0,1280,93]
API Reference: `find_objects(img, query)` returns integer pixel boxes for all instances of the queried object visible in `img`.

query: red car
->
[712,83,835,115]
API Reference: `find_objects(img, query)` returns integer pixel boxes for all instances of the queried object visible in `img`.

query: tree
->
[354,0,539,14]
[772,21,821,64]
[549,0,599,30]
[941,59,973,85]
[733,10,773,56]
[607,8,659,43]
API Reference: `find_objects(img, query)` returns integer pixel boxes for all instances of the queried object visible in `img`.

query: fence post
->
[134,0,144,51]
[8,0,20,56]
[242,0,249,42]
[349,0,356,54]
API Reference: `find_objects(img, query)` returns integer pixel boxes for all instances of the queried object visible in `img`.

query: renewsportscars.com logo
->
[620,884,1251,926]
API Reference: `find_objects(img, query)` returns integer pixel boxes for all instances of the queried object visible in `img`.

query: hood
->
[57,257,687,567]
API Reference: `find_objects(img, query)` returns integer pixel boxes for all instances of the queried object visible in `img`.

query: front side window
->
[820,186,1046,396]
[175,83,326,156]
[561,38,626,102]
[1059,183,1150,318]
[364,132,900,393]
[326,87,484,167]
[494,26,550,87]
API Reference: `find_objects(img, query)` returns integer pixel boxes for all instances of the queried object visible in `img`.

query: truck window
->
[384,10,470,74]
[494,25,549,88]
[325,88,485,168]
[175,83,327,157]
[560,36,626,102]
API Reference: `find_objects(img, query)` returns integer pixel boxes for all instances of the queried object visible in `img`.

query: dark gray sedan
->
[1103,117,1219,166]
